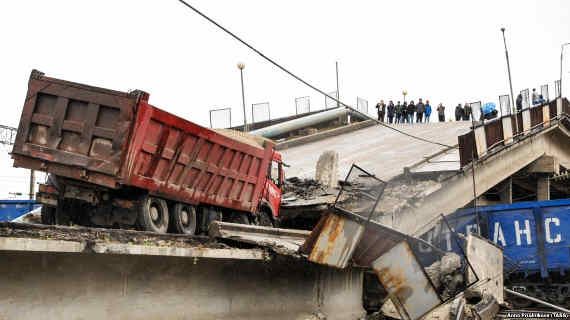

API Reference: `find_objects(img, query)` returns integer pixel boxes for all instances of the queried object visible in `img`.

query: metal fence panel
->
[540,84,549,102]
[470,101,482,121]
[295,96,310,114]
[252,102,270,123]
[325,91,338,109]
[357,97,369,114]
[209,108,231,129]
[499,95,511,116]
[521,89,530,109]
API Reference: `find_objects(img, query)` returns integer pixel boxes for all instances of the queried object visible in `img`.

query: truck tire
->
[257,211,273,227]
[40,206,56,225]
[171,203,197,235]
[137,197,169,233]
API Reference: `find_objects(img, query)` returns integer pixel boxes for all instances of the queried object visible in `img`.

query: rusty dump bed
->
[12,70,274,214]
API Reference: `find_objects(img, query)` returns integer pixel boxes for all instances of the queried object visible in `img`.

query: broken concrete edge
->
[209,221,311,239]
[0,237,267,260]
[0,222,270,260]
[275,120,376,150]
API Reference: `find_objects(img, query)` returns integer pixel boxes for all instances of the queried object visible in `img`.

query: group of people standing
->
[454,103,473,121]
[375,99,447,124]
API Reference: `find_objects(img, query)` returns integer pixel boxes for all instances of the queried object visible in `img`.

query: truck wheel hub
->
[150,206,159,221]
[181,210,188,225]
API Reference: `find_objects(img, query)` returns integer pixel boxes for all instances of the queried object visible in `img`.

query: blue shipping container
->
[445,199,570,278]
[0,200,41,222]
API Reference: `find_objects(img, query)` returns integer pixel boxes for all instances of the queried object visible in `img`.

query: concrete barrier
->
[0,244,364,320]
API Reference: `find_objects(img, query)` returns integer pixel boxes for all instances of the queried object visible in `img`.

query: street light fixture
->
[402,90,407,104]
[237,62,247,132]
[560,43,570,98]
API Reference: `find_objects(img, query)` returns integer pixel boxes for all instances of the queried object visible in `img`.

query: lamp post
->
[561,43,570,98]
[501,27,518,132]
[402,90,407,104]
[237,62,247,132]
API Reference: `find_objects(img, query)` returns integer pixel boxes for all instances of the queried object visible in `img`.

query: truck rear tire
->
[171,203,197,235]
[137,197,169,233]
[257,211,274,227]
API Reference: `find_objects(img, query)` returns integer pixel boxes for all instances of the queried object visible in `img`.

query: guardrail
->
[458,98,570,168]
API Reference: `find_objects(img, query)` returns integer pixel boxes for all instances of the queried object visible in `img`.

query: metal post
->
[335,61,340,109]
[561,43,570,98]
[29,169,35,200]
[470,116,481,235]
[238,62,248,132]
[501,28,518,132]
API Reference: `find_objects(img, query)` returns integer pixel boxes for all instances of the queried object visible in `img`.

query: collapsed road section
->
[0,221,365,320]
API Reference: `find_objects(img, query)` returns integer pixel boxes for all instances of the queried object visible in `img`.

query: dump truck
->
[12,70,285,234]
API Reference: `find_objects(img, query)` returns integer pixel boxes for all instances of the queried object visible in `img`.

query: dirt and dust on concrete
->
[0,222,226,249]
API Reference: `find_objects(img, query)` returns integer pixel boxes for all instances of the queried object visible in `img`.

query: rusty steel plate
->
[371,241,441,320]
[305,213,365,268]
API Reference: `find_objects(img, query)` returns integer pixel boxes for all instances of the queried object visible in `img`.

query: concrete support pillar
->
[537,175,550,201]
[498,178,513,204]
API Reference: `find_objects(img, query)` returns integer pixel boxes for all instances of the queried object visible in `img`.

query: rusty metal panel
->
[542,104,551,127]
[549,99,557,120]
[371,241,441,320]
[125,102,274,214]
[474,126,487,157]
[484,119,503,150]
[12,70,141,186]
[521,109,531,134]
[501,117,513,145]
[530,106,543,128]
[304,213,365,268]
[458,131,475,168]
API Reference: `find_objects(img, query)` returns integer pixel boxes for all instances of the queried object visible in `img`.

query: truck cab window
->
[269,161,280,186]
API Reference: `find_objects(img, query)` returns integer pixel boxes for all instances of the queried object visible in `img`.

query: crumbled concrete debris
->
[0,222,225,249]
[283,177,331,200]
[371,178,441,223]
[315,150,339,189]
[425,252,464,301]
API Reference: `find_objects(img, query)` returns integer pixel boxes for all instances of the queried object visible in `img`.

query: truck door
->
[264,160,282,217]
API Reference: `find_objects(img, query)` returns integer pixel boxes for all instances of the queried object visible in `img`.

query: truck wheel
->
[138,197,169,233]
[171,203,197,235]
[257,211,273,227]
[40,206,56,225]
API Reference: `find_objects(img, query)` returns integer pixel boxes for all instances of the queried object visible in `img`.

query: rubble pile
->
[282,177,331,201]
[424,252,465,301]
[371,178,441,224]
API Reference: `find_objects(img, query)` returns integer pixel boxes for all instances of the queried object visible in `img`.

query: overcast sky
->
[1,0,569,198]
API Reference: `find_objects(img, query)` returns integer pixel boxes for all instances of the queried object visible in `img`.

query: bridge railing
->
[458,97,569,168]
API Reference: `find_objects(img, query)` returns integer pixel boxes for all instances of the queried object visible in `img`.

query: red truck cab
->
[259,152,284,226]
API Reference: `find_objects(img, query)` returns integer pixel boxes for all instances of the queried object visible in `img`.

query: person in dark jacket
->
[425,100,432,123]
[437,103,445,122]
[416,98,425,123]
[516,93,523,112]
[375,100,386,122]
[408,101,416,124]
[395,101,402,124]
[455,104,464,121]
[463,103,471,121]
[387,100,395,123]
[402,101,408,123]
